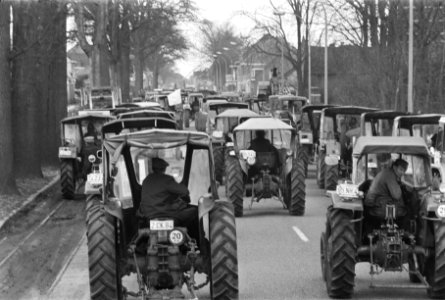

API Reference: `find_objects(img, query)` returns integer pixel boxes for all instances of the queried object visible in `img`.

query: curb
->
[0,175,60,231]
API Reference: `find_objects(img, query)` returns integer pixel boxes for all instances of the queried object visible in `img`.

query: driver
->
[139,157,199,243]
[364,158,411,231]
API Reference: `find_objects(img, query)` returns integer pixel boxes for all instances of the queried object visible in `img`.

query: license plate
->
[336,184,359,199]
[87,173,103,185]
[150,220,174,230]
[59,148,74,157]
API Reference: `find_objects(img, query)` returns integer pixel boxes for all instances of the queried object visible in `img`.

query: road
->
[1,165,432,299]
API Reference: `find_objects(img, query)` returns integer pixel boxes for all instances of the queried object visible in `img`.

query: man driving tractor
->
[139,157,200,244]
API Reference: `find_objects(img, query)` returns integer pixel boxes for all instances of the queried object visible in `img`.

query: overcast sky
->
[176,0,282,77]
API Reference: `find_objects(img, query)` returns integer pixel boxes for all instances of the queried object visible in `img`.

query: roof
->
[62,113,113,124]
[234,117,294,131]
[188,93,204,97]
[301,104,336,113]
[353,136,429,157]
[102,117,177,134]
[274,95,309,102]
[117,109,175,120]
[394,114,444,128]
[215,109,259,119]
[361,110,410,121]
[103,129,211,163]
[206,100,228,106]
[323,106,377,117]
[208,102,248,109]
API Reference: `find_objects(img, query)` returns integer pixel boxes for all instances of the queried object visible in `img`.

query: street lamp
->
[309,2,328,105]
[273,11,285,93]
[408,0,413,112]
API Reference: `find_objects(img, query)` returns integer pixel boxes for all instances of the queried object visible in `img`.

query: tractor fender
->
[325,154,340,166]
[284,157,293,174]
[104,200,124,221]
[239,159,248,174]
[328,190,364,211]
[198,194,215,240]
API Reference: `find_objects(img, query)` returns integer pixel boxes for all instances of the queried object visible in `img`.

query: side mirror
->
[96,150,102,159]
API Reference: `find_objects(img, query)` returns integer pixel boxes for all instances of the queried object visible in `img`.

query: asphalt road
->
[46,165,431,300]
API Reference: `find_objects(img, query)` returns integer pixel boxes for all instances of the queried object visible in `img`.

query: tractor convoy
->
[60,89,445,299]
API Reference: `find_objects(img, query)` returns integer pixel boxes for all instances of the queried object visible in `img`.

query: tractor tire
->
[426,222,445,299]
[61,159,75,199]
[85,195,101,225]
[184,109,190,128]
[86,202,123,300]
[195,112,208,132]
[324,164,338,191]
[325,207,356,298]
[297,146,309,177]
[316,153,326,189]
[209,201,239,300]
[289,159,306,216]
[320,232,327,282]
[225,156,244,217]
[213,146,225,184]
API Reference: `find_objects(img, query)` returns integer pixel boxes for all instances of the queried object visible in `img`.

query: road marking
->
[292,226,309,242]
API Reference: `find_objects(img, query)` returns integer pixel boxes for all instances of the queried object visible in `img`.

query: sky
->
[175,0,280,78]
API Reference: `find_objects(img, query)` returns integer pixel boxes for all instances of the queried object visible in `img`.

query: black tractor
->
[321,136,445,299]
[225,117,306,217]
[85,129,238,299]
[58,112,113,199]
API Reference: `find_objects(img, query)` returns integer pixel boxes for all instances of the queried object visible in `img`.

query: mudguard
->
[327,190,363,211]
[198,194,215,240]
[325,155,340,166]
[104,198,124,221]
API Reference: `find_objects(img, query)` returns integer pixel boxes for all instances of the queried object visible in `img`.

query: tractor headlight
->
[88,154,96,163]
[436,205,445,218]
[247,156,256,165]
[169,229,185,245]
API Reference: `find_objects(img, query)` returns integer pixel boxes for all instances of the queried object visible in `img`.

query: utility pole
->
[408,0,414,112]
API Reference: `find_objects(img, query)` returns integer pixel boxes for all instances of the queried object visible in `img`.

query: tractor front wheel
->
[213,146,224,184]
[61,159,75,199]
[209,201,238,299]
[324,164,338,191]
[289,159,305,216]
[317,153,326,189]
[225,156,244,217]
[325,207,356,298]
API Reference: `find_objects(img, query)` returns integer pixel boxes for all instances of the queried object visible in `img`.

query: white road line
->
[292,226,309,242]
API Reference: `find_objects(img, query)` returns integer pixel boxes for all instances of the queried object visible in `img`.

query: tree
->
[0,1,18,194]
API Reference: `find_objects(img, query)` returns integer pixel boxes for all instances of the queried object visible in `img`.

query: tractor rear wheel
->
[225,156,244,217]
[213,146,224,184]
[317,153,325,189]
[320,232,327,282]
[325,207,356,298]
[209,201,238,300]
[426,222,445,299]
[184,109,190,128]
[324,164,338,191]
[289,159,305,216]
[86,202,123,300]
[61,159,75,199]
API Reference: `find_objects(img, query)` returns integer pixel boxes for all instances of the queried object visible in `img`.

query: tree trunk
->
[153,60,159,89]
[134,50,145,95]
[0,1,18,194]
[44,1,67,165]
[12,0,43,178]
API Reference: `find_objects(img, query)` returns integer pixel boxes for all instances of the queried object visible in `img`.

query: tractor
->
[58,112,114,199]
[360,110,411,136]
[268,94,309,128]
[225,117,306,217]
[85,129,238,299]
[210,108,260,184]
[392,114,445,189]
[246,97,269,115]
[296,104,336,177]
[316,106,377,191]
[321,136,445,299]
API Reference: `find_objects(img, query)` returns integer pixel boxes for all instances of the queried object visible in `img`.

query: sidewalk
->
[0,167,60,231]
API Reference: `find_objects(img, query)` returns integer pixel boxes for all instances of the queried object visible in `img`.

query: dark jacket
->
[364,168,407,218]
[140,173,190,219]
[249,137,276,153]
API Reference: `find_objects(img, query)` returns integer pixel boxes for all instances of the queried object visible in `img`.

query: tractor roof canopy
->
[322,106,377,117]
[104,129,210,161]
[394,114,444,129]
[102,117,178,136]
[353,136,429,157]
[215,109,259,119]
[301,104,337,113]
[61,114,113,124]
[117,109,175,120]
[234,117,294,131]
